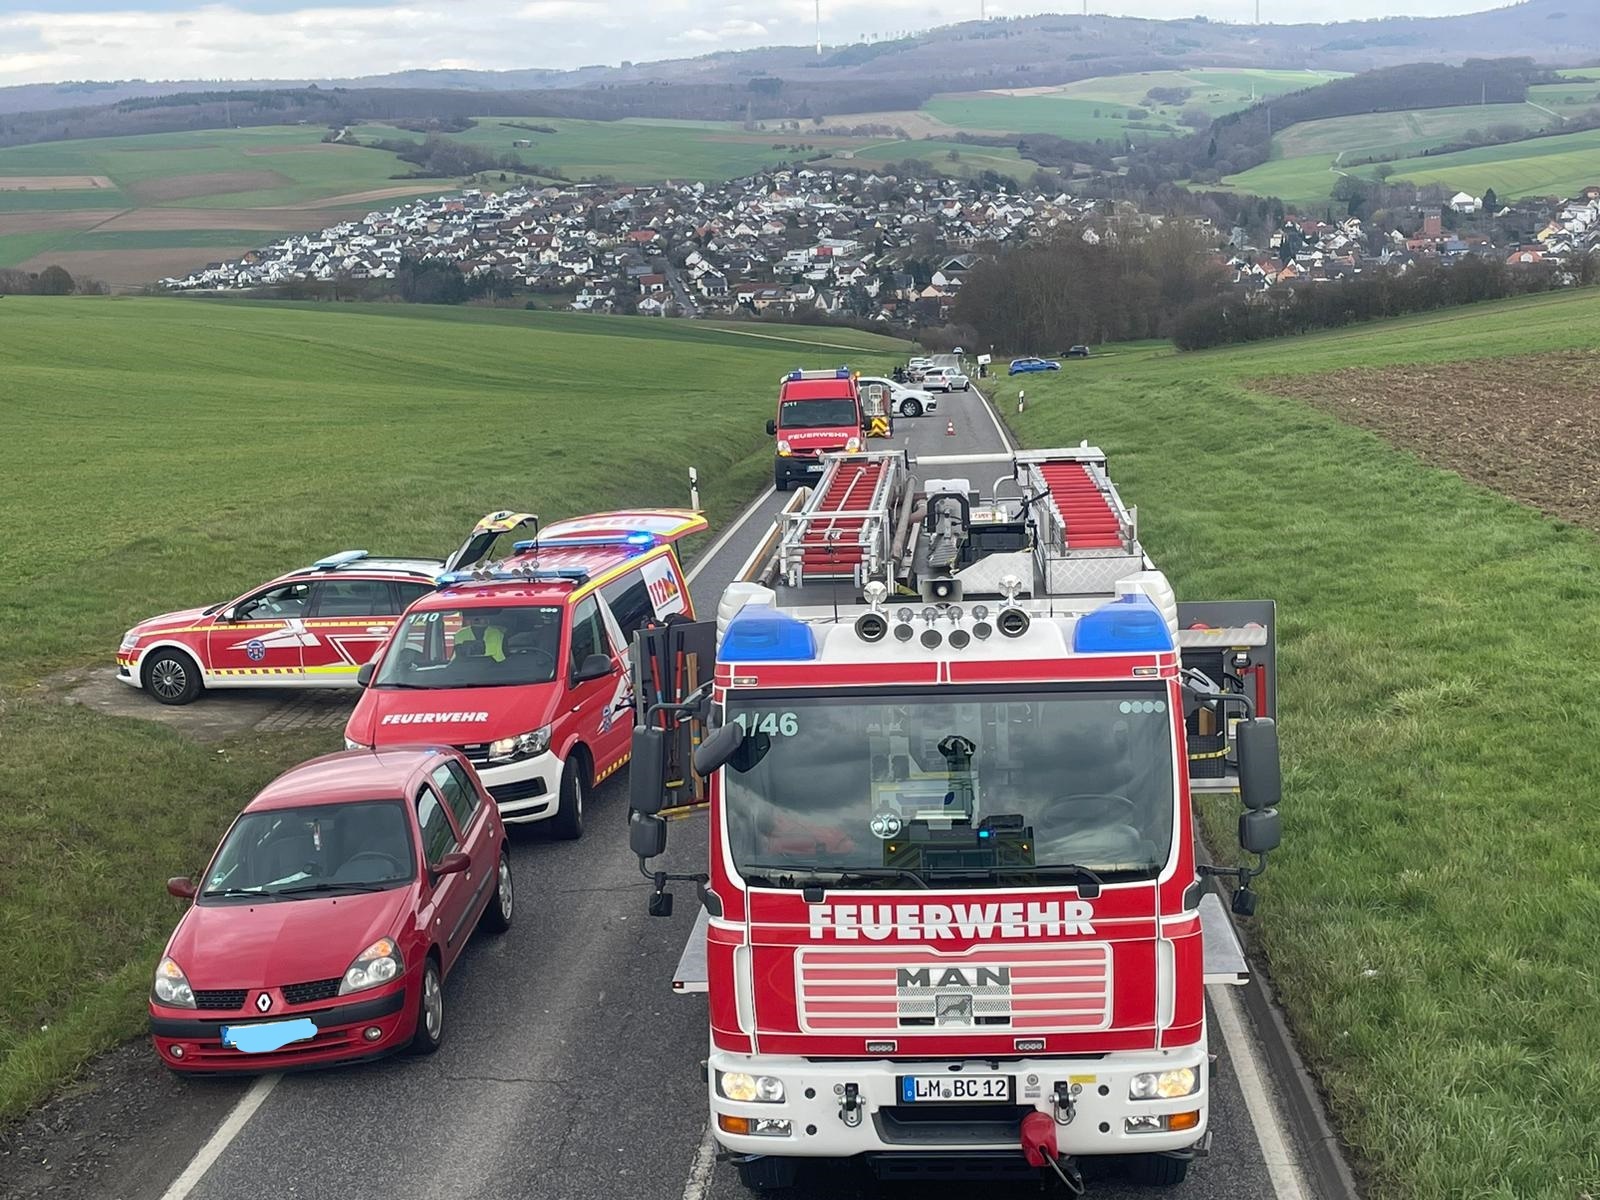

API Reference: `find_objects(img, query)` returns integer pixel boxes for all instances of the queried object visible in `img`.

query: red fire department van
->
[344,510,705,840]
[627,448,1281,1192]
[768,368,890,492]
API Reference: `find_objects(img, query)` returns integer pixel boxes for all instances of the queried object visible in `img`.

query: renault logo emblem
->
[255,992,272,1013]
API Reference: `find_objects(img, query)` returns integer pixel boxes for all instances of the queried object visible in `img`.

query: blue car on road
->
[1008,357,1061,375]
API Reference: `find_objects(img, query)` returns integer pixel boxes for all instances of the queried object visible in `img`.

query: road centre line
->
[158,1072,281,1200]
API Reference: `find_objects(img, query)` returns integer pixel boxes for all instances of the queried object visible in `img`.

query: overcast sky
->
[0,1,1497,87]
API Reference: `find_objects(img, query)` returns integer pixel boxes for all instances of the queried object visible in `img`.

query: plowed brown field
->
[1258,349,1600,530]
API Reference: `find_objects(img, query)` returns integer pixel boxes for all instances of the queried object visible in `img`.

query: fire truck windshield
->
[373,605,564,688]
[722,688,1175,887]
[779,398,858,429]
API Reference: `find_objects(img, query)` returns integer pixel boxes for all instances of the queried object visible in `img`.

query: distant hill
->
[2,1,1595,118]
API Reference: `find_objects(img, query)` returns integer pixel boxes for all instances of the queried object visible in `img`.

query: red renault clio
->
[150,747,510,1072]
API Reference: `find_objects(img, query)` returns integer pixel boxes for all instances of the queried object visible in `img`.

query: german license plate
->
[898,1074,1014,1103]
[805,463,823,473]
[220,1017,317,1054]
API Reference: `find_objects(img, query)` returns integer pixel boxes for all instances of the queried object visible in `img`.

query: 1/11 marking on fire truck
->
[809,900,1095,940]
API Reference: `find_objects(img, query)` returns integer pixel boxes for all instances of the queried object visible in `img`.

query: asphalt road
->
[3,387,1335,1200]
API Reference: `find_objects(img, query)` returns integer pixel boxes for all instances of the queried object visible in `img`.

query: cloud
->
[0,1,1493,87]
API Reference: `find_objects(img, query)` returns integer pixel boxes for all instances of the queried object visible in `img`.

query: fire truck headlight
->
[776,440,792,457]
[718,1070,786,1103]
[845,436,862,453]
[1130,1068,1199,1100]
[489,725,552,762]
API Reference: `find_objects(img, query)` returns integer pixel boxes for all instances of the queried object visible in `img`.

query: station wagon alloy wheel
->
[152,661,187,700]
[145,649,202,705]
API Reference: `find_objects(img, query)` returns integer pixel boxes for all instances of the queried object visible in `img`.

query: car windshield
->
[780,398,858,429]
[202,800,415,899]
[722,687,1175,888]
[373,605,564,688]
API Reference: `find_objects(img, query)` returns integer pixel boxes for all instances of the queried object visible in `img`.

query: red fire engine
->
[627,446,1281,1192]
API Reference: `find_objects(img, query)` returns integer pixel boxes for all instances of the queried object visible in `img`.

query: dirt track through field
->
[0,174,115,190]
[1258,349,1600,531]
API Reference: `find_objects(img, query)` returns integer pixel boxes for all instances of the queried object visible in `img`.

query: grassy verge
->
[1005,289,1600,1200]
[0,296,910,1119]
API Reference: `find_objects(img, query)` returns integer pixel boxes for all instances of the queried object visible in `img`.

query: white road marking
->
[685,484,776,585]
[969,382,1016,451]
[1210,983,1309,1199]
[158,1072,281,1200]
[680,1123,719,1200]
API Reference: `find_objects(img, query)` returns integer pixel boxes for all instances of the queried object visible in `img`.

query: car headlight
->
[339,938,403,995]
[120,631,140,651]
[488,725,551,763]
[153,956,195,1008]
[845,436,862,453]
[776,440,792,457]
[344,736,370,751]
[1130,1067,1199,1100]
[718,1070,786,1103]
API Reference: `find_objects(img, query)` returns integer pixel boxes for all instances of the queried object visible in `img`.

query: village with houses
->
[161,166,1600,323]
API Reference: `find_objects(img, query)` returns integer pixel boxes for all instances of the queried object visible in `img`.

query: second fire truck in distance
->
[627,446,1282,1192]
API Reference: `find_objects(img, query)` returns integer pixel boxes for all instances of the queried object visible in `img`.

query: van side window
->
[568,597,607,676]
[600,573,654,641]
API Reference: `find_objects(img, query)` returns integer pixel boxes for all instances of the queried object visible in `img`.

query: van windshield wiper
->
[200,886,277,900]
[923,863,1107,896]
[738,864,931,890]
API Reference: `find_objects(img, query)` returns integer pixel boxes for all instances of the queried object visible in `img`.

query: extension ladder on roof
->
[778,451,906,586]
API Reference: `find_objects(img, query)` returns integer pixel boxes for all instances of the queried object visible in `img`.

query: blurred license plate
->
[899,1075,1014,1103]
[220,1017,317,1054]
[805,463,823,473]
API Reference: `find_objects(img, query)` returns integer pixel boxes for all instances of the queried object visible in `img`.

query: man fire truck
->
[626,446,1282,1192]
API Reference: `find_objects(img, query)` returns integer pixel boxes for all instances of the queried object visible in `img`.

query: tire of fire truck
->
[143,648,203,705]
[900,398,922,418]
[1124,1153,1190,1186]
[479,846,514,933]
[408,955,444,1055]
[732,1153,799,1192]
[773,465,792,492]
[550,755,587,840]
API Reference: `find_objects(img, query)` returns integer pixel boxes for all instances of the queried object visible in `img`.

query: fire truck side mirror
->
[1236,718,1281,811]
[693,721,745,777]
[630,727,667,816]
[630,813,668,860]
[766,419,778,436]
[356,662,375,688]
[1239,808,1281,855]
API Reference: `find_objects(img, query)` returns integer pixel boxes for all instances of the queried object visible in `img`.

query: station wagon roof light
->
[511,532,656,552]
[312,550,369,570]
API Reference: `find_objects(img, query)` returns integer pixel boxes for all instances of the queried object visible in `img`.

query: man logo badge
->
[255,993,272,1013]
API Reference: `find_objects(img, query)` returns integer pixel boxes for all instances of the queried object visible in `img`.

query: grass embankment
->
[0,297,910,1118]
[1006,289,1600,1200]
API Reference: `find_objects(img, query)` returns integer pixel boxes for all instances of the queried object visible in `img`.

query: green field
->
[1344,125,1600,200]
[922,69,1342,140]
[1007,289,1600,1199]
[0,298,911,1119]
[1219,101,1586,203]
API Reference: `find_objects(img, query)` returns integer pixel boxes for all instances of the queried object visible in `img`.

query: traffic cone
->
[945,419,956,437]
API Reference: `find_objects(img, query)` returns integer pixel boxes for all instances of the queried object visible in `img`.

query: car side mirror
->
[167,876,197,900]
[766,418,777,436]
[356,662,375,687]
[433,851,471,878]
[572,653,615,684]
[1237,718,1281,811]
[218,607,237,623]
[1240,808,1281,855]
[693,720,745,777]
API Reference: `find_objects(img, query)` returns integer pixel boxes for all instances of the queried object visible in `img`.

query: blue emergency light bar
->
[435,565,590,588]
[510,532,654,553]
[718,605,817,663]
[1072,592,1174,653]
[785,367,852,381]
[312,550,369,570]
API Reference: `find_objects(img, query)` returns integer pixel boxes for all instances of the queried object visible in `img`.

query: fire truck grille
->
[796,944,1112,1034]
[283,977,343,1005]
